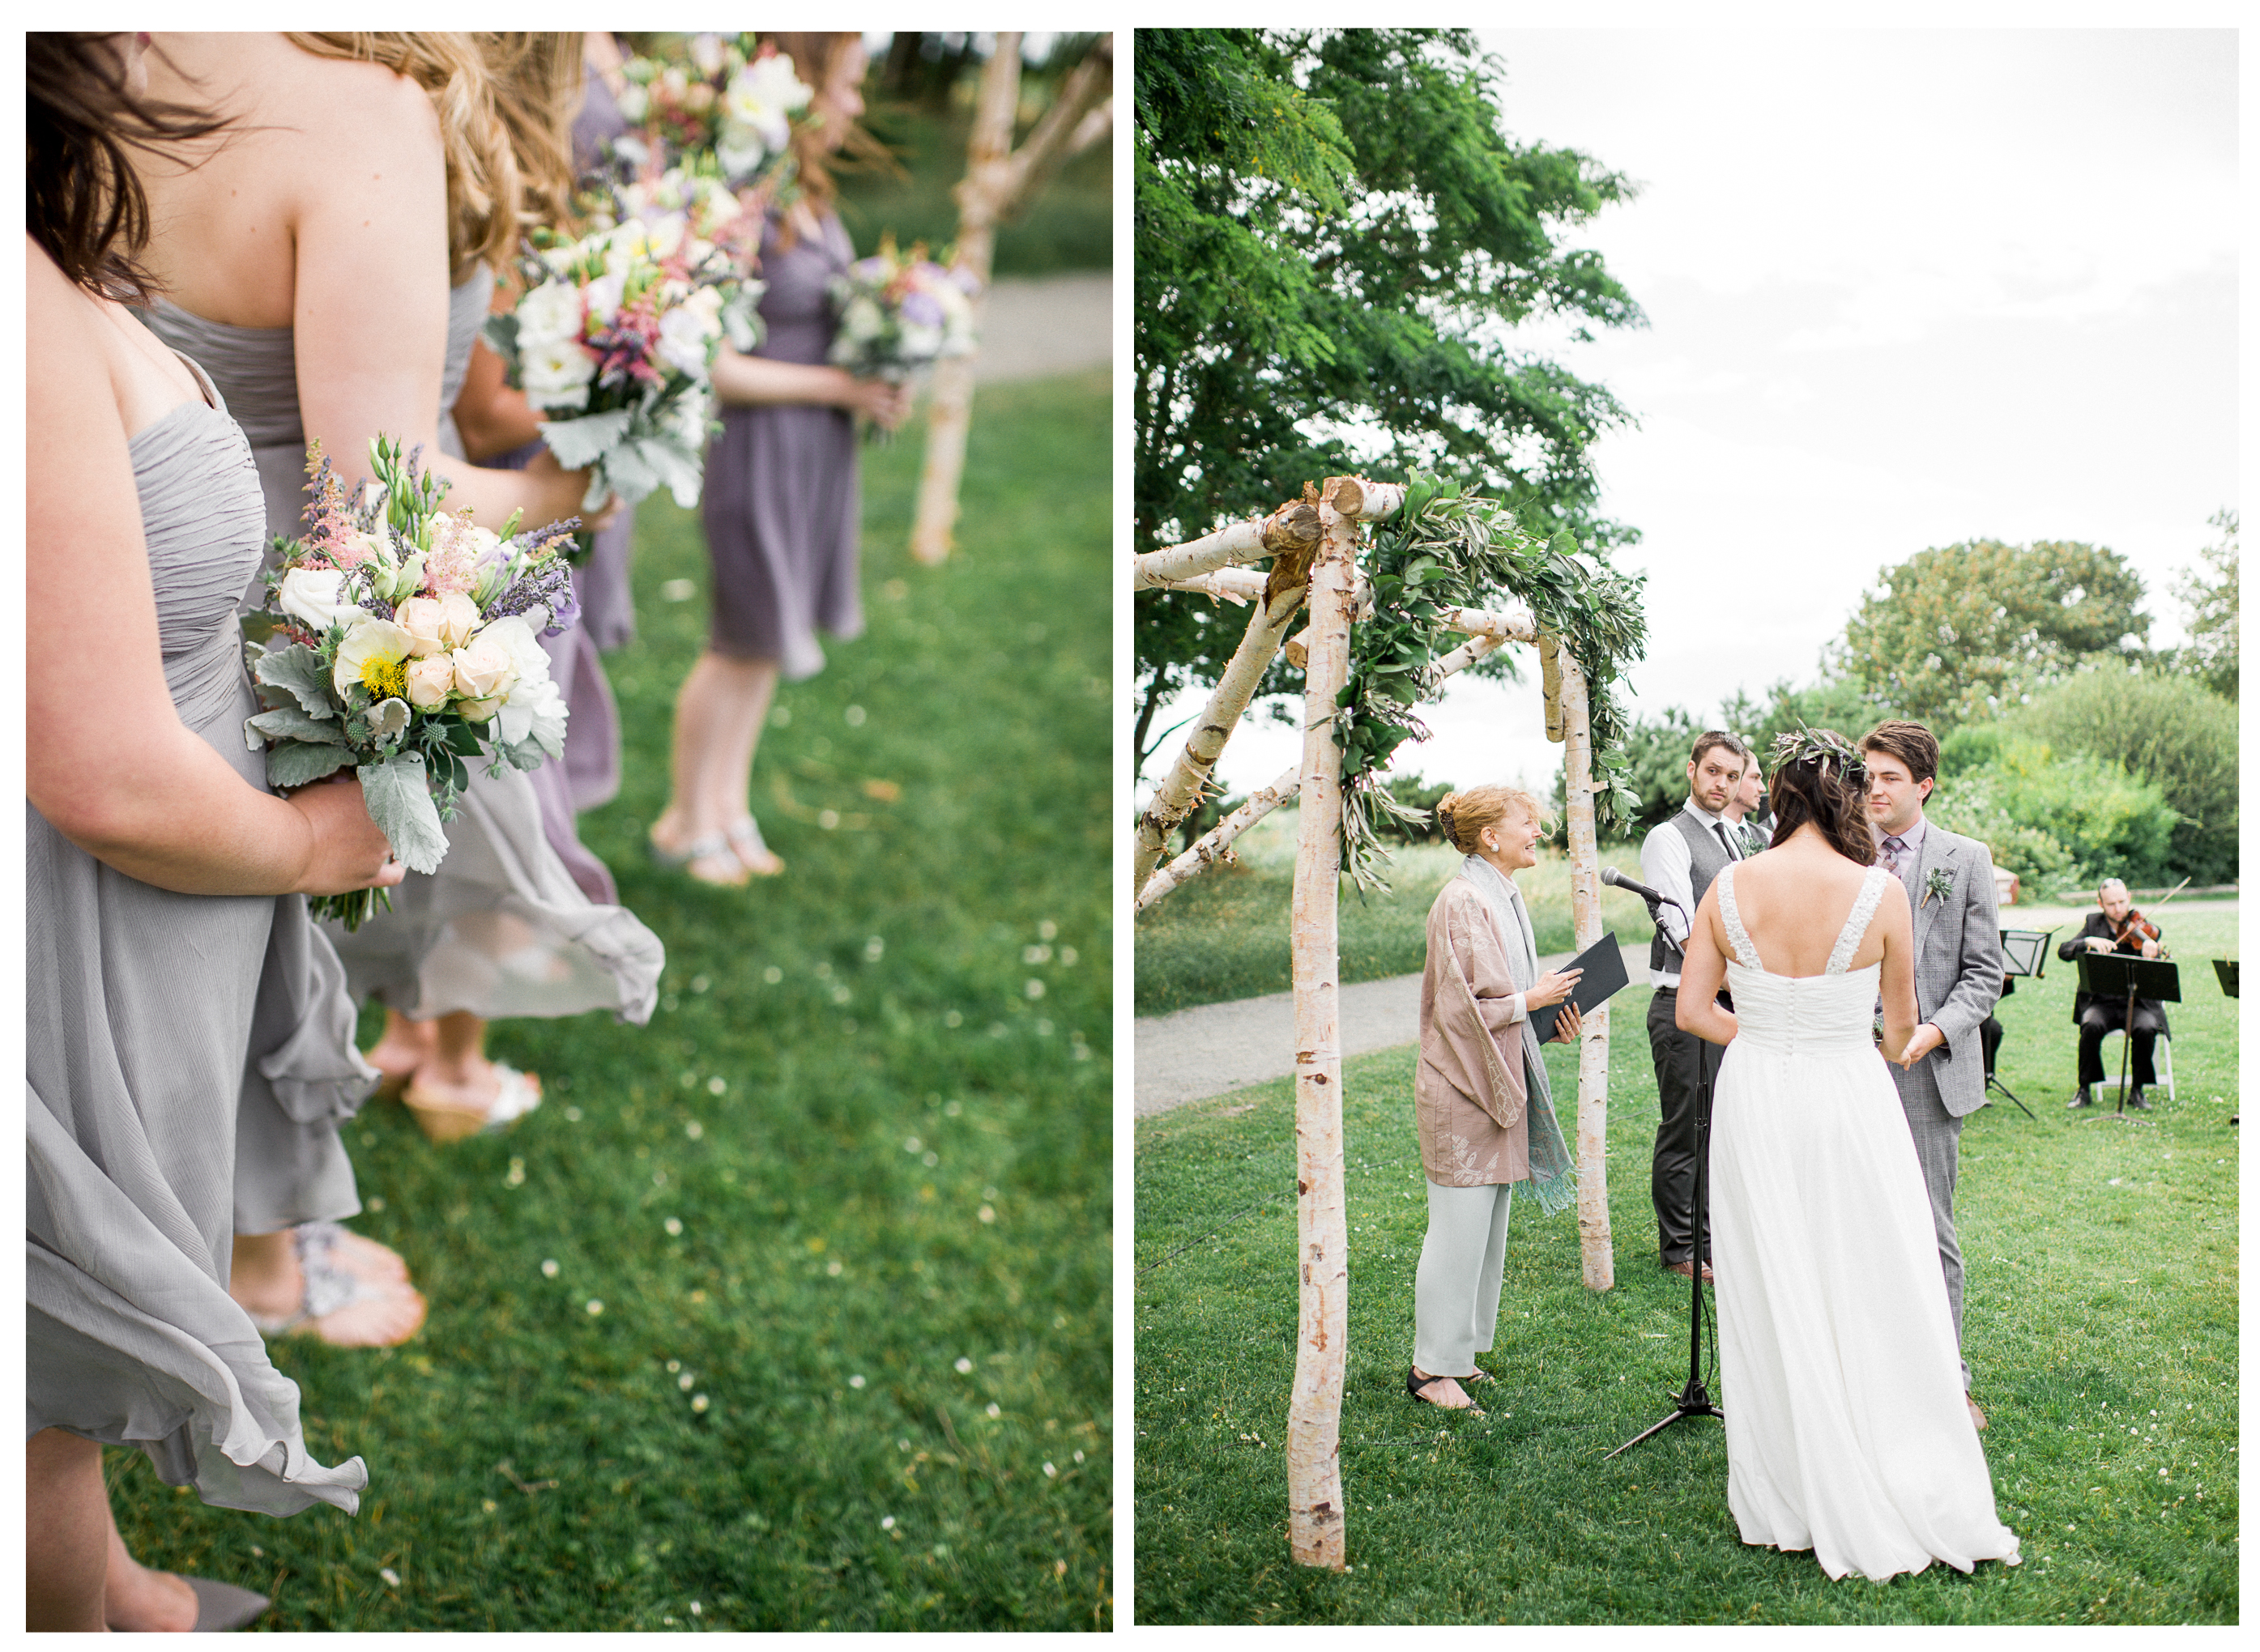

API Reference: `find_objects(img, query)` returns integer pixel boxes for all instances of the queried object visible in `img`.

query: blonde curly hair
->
[1435,784,1554,854]
[286,32,518,282]
[474,32,583,237]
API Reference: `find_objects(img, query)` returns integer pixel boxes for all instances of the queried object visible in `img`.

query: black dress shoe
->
[2127,1088,2151,1110]
[2067,1087,2094,1109]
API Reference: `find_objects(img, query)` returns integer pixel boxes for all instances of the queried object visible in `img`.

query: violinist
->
[2058,878,2171,1109]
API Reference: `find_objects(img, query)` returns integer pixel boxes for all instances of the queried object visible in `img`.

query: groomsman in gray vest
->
[1639,730,1752,1282]
[1860,719,2003,1432]
[1725,749,1771,854]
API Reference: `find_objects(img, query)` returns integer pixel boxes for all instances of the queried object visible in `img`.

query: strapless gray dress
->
[28,355,368,1515]
[701,211,863,679]
[146,271,663,1024]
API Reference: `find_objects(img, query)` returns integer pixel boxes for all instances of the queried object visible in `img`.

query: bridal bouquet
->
[827,236,980,386]
[612,35,812,198]
[246,438,578,928]
[481,214,759,522]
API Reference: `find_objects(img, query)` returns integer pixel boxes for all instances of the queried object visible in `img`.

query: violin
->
[2109,875,2189,959]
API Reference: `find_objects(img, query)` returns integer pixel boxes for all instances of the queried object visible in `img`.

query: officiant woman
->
[1406,786,1584,1413]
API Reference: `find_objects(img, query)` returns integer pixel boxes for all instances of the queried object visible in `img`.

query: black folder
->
[1532,929,1631,1042]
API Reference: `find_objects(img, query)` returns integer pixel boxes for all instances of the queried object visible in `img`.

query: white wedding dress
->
[1708,863,2020,1582]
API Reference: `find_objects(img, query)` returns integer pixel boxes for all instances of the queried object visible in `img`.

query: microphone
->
[1601,866,1683,912]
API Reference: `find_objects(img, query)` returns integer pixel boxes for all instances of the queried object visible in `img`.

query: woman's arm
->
[286,59,604,529]
[710,346,912,428]
[26,247,402,900]
[1875,879,1921,1062]
[1674,883,1738,1045]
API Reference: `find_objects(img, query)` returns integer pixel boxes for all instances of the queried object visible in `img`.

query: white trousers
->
[1412,1178,1515,1377]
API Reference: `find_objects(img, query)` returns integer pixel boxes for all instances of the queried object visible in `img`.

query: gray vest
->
[1650,811,1738,976]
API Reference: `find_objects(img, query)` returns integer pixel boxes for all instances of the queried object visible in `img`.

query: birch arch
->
[1133,474,1648,1571]
[909,32,1113,564]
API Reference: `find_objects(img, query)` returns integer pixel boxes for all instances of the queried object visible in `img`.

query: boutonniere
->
[1922,867,1955,909]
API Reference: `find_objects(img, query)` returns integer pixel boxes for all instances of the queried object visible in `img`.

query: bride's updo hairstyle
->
[1435,784,1553,854]
[1765,726,1876,866]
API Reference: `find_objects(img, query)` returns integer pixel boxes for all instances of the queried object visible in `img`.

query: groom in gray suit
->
[1860,720,2003,1431]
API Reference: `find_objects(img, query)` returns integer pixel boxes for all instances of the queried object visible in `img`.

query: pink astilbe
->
[295,441,360,569]
[423,512,486,595]
[589,294,666,394]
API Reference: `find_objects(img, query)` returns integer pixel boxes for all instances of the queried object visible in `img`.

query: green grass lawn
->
[1136,811,1658,1016]
[115,373,1113,1631]
[1134,899,2238,1624]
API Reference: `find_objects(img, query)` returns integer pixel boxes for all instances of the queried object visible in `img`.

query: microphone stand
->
[1607,911,1725,1459]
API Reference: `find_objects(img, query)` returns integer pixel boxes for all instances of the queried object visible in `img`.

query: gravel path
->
[1134,942,1650,1117]
[971,271,1109,382]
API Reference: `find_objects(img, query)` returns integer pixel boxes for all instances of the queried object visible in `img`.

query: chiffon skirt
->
[1710,1032,2020,1581]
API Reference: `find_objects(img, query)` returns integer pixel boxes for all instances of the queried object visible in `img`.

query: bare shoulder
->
[26,241,106,369]
[262,40,442,160]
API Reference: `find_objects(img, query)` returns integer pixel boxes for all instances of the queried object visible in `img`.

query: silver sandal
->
[243,1224,404,1339]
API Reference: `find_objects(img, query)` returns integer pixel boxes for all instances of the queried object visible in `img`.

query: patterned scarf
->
[1458,855,1577,1214]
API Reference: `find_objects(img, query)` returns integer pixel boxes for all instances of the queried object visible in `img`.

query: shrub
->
[1929,737,2177,895]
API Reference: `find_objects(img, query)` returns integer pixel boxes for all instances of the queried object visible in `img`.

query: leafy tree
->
[1832,539,2150,728]
[2173,508,2238,700]
[1928,737,2176,893]
[2003,662,2238,885]
[1132,28,1644,773]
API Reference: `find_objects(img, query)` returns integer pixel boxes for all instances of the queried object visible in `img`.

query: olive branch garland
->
[1331,473,1649,890]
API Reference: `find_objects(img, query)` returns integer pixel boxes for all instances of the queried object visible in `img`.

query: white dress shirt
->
[1640,796,1744,989]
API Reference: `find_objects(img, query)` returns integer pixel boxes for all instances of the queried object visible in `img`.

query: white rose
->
[404,655,455,709]
[276,568,362,632]
[450,632,517,702]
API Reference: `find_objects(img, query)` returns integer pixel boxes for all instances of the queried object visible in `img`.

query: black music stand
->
[1985,927,2059,1119]
[2213,959,2238,999]
[2075,953,2181,1124]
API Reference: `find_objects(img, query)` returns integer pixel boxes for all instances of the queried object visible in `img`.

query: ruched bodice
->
[128,364,269,771]
[144,267,495,548]
[1717,866,1890,1058]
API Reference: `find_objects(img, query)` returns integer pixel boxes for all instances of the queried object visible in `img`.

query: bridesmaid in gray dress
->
[27,35,401,1629]
[649,32,911,887]
[139,32,663,1154]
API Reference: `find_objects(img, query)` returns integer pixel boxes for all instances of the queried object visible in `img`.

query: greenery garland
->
[1333,473,1648,888]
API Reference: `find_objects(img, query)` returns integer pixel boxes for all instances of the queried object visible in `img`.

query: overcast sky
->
[1145,26,2238,805]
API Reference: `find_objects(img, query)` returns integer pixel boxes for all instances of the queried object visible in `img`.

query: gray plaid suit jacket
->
[1893,823,2004,1118]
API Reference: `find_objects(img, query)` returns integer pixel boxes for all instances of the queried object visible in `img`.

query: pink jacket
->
[1417,879,1534,1187]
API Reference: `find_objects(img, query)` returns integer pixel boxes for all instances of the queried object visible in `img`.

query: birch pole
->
[910,34,1112,564]
[1286,479,1358,1571]
[1132,581,1307,889]
[1554,648,1615,1292]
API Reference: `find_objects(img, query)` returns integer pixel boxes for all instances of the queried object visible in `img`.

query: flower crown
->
[1768,723,1867,787]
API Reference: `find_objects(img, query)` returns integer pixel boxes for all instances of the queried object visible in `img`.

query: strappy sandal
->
[725,814,784,877]
[403,1062,541,1143]
[650,825,752,888]
[243,1224,424,1347]
[1406,1366,1484,1415]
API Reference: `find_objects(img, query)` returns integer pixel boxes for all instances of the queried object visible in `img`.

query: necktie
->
[1715,823,1740,862]
[1881,834,1907,876]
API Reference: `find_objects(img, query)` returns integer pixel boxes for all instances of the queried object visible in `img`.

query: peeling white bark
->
[1134,763,1301,911]
[1286,485,1358,1571]
[1558,651,1614,1292]
[1134,500,1322,589]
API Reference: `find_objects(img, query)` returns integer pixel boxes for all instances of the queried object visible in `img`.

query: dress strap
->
[1716,863,1764,972]
[1827,866,1893,975]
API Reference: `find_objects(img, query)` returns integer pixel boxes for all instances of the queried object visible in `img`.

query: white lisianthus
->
[665,385,711,450]
[515,280,584,349]
[616,82,649,121]
[723,53,811,157]
[276,568,364,632]
[842,295,885,344]
[899,321,944,361]
[367,696,411,745]
[522,339,597,411]
[656,305,716,377]
[478,615,572,755]
[582,270,629,327]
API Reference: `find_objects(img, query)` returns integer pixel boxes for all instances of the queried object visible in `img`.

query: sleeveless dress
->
[146,274,664,1024]
[701,210,863,679]
[27,355,367,1515]
[1708,865,2020,1582]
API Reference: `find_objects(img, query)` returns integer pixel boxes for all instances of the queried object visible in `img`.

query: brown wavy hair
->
[1767,733,1876,866]
[285,32,518,281]
[27,33,229,301]
[762,32,889,241]
[475,32,583,236]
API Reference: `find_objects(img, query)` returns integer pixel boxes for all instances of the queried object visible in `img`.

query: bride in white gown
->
[1676,729,2019,1583]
